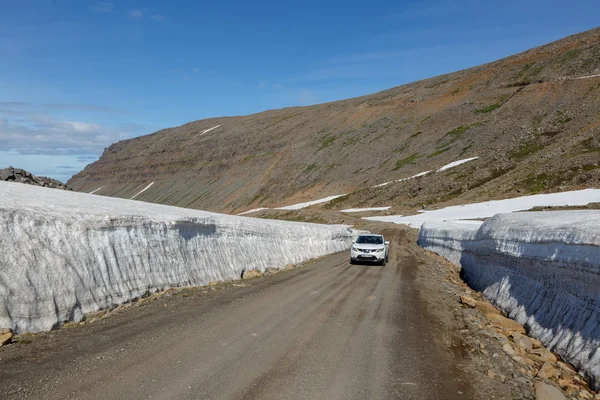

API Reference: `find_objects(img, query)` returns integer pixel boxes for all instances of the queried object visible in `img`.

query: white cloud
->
[151,14,166,21]
[129,8,148,19]
[0,113,144,156]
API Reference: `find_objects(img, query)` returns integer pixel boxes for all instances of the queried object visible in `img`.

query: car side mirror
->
[385,241,390,245]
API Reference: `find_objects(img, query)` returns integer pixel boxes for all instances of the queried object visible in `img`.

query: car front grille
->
[356,248,377,253]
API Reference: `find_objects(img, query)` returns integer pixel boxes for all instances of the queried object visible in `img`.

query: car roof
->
[358,234,383,237]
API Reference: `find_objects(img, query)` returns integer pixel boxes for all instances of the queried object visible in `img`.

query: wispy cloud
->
[0,114,145,156]
[151,14,167,21]
[90,2,114,13]
[129,8,148,19]
[0,102,123,114]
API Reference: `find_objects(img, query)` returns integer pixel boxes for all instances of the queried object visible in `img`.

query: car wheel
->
[350,258,355,265]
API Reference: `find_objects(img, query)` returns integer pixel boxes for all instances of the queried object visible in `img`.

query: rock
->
[285,263,296,270]
[232,283,247,288]
[556,361,576,375]
[459,294,477,308]
[0,167,15,181]
[537,362,558,379]
[208,281,219,286]
[0,166,70,189]
[529,348,558,363]
[503,343,517,356]
[534,380,566,400]
[476,300,500,315]
[265,267,279,275]
[487,313,526,334]
[0,327,12,334]
[0,331,13,346]
[516,335,534,352]
[242,269,263,280]
[529,337,543,349]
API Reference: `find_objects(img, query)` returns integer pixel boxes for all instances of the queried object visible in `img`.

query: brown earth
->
[69,28,600,214]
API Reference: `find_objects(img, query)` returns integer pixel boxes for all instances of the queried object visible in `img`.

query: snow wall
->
[0,182,357,333]
[418,211,600,390]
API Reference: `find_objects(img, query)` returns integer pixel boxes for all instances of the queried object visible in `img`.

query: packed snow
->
[437,157,479,172]
[275,194,347,210]
[200,125,221,135]
[89,187,102,195]
[340,207,391,213]
[130,182,154,200]
[0,182,356,333]
[365,189,600,228]
[418,212,600,390]
[372,171,430,188]
[237,207,269,215]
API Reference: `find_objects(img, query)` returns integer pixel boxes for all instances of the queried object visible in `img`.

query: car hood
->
[353,243,385,249]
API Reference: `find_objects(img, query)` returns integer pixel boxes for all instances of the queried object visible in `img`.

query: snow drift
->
[418,211,600,390]
[0,182,356,333]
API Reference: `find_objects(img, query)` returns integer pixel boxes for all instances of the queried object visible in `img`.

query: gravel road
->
[0,228,474,399]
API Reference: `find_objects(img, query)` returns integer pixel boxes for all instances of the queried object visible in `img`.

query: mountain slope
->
[68,28,600,213]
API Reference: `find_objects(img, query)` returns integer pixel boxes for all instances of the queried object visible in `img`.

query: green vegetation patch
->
[303,163,318,173]
[427,147,452,158]
[475,103,502,114]
[437,123,481,147]
[320,135,337,149]
[394,153,421,170]
[510,140,545,160]
[521,173,552,194]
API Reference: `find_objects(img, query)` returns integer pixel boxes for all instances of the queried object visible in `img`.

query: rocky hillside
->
[1,167,70,190]
[69,28,600,214]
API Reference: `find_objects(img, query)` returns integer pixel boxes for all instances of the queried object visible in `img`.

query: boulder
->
[285,263,296,270]
[534,380,566,400]
[0,332,13,346]
[459,294,477,308]
[487,313,526,334]
[529,348,558,363]
[476,299,500,315]
[0,167,15,181]
[537,362,558,379]
[208,281,219,286]
[242,269,263,280]
[265,267,279,275]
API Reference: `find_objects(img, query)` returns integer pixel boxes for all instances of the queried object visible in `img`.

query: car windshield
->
[356,236,383,244]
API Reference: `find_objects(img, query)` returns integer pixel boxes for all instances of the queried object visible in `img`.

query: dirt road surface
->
[0,228,476,399]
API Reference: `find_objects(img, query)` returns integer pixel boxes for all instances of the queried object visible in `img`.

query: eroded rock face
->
[0,167,70,190]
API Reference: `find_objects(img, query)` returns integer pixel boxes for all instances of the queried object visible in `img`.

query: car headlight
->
[376,247,385,252]
[351,246,359,251]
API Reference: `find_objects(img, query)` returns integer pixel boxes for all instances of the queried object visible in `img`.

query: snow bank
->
[275,194,347,210]
[0,182,356,333]
[437,157,478,172]
[419,212,600,389]
[365,188,600,228]
[340,207,391,213]
[372,171,430,188]
[237,207,269,215]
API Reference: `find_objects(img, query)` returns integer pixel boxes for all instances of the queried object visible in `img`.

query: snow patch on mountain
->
[365,189,600,228]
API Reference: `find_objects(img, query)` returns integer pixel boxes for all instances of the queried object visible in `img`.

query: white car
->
[350,234,390,265]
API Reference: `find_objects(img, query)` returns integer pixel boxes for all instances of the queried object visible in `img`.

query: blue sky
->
[0,0,598,181]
